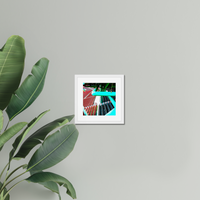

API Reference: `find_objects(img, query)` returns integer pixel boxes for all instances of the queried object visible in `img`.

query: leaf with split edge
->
[0,35,25,110]
[9,110,50,164]
[40,181,61,200]
[29,170,61,200]
[0,110,3,133]
[0,122,27,149]
[0,181,10,200]
[27,124,78,174]
[6,57,49,121]
[14,115,74,159]
[26,172,76,199]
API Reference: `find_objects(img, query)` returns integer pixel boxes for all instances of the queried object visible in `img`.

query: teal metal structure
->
[92,88,116,116]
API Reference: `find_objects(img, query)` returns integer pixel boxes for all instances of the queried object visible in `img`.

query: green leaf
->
[9,110,49,164]
[26,172,76,199]
[0,110,3,133]
[14,115,74,159]
[27,124,78,173]
[0,182,10,200]
[0,35,25,110]
[29,170,61,200]
[6,57,49,121]
[0,122,27,149]
[39,181,61,200]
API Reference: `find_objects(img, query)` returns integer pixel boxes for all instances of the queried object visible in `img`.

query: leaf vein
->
[27,128,76,172]
[10,67,48,121]
[0,36,18,77]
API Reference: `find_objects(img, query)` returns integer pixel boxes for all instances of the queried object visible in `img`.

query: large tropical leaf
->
[28,170,61,200]
[39,181,61,200]
[0,35,25,110]
[27,124,79,173]
[14,115,74,159]
[0,182,10,200]
[0,122,27,149]
[0,110,3,133]
[26,172,76,199]
[9,110,49,164]
[6,57,49,121]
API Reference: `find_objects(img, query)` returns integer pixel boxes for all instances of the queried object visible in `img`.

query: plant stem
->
[0,190,4,200]
[6,164,27,181]
[0,169,9,200]
[2,180,24,200]
[0,163,8,181]
[0,170,27,195]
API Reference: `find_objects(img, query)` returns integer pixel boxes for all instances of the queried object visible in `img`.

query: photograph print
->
[83,83,116,116]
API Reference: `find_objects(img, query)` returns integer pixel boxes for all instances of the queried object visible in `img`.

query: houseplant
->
[0,35,79,200]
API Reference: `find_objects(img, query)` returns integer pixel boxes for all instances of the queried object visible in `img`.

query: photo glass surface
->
[83,83,116,116]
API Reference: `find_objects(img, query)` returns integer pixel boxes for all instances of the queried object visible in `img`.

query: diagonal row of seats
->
[98,101,114,115]
[83,95,96,107]
[83,90,92,98]
[85,104,97,115]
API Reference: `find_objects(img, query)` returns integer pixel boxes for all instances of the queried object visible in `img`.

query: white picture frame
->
[75,74,124,124]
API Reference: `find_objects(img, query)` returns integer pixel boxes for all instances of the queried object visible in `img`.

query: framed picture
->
[75,74,124,124]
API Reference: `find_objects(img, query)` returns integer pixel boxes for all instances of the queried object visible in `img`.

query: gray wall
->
[1,1,199,199]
